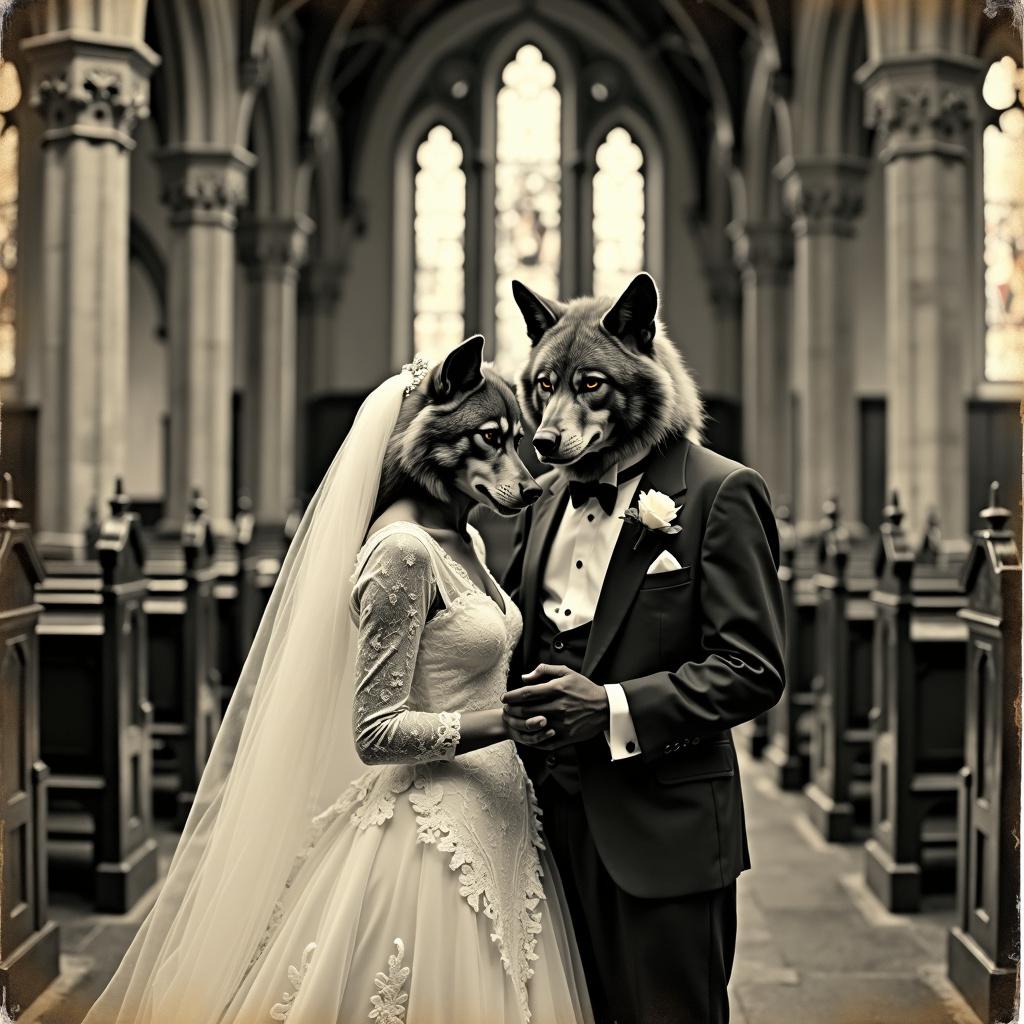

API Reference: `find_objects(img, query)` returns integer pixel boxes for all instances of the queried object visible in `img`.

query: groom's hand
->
[502,664,610,748]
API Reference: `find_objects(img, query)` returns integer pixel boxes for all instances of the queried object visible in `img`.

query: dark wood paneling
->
[304,392,370,494]
[859,397,886,530]
[702,396,742,464]
[968,400,1021,540]
[0,404,38,528]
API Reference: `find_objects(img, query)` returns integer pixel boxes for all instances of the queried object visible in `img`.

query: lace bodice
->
[350,522,522,766]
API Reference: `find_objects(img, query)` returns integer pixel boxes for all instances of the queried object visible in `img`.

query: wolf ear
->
[601,272,659,353]
[430,334,486,400]
[512,280,560,346]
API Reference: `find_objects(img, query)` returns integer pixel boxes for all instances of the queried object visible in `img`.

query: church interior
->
[0,0,1021,1021]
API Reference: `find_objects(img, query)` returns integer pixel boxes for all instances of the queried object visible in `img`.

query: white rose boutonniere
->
[621,489,683,549]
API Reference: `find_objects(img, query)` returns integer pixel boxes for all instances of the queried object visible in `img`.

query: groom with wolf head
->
[503,272,786,1024]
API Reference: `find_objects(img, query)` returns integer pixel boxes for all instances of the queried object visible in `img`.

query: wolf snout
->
[532,428,560,459]
[519,482,543,505]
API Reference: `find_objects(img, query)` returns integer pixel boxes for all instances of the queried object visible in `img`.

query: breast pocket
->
[639,563,692,592]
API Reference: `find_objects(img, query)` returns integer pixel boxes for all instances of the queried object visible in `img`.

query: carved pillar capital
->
[777,156,869,239]
[856,53,984,164]
[22,29,160,150]
[157,145,257,229]
[238,215,316,278]
[727,221,794,284]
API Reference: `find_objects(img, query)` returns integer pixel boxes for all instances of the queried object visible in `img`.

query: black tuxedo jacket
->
[504,437,785,899]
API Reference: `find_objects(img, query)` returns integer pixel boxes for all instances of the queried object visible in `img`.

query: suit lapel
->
[521,478,570,665]
[582,438,691,677]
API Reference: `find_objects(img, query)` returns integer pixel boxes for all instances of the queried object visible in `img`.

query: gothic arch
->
[146,0,240,146]
[391,104,477,367]
[344,0,701,380]
[793,2,870,159]
[739,47,792,224]
[579,105,666,295]
[246,28,304,220]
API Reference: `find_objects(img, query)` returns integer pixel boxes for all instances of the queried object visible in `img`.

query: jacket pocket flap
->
[653,740,735,784]
[639,564,692,591]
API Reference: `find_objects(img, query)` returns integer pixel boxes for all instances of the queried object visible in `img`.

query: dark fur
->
[513,273,705,482]
[375,337,538,522]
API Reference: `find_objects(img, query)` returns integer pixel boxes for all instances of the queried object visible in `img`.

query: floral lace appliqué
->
[351,534,463,766]
[368,938,410,1023]
[269,941,317,1021]
[408,751,546,1022]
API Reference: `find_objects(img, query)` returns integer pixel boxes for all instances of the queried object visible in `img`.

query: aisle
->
[19,743,982,1024]
[731,741,981,1024]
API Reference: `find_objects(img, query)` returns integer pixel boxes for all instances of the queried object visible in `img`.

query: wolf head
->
[512,272,704,481]
[378,335,541,518]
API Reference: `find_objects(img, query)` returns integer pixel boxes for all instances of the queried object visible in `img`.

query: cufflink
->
[625,740,636,754]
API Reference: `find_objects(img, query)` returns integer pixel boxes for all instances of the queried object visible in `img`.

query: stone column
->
[704,263,742,399]
[297,260,344,494]
[157,145,256,535]
[727,221,794,503]
[857,54,982,538]
[22,31,159,556]
[299,260,344,396]
[238,216,314,532]
[779,157,868,525]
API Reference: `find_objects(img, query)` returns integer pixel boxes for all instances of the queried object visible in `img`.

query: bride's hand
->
[503,709,557,746]
[503,664,610,747]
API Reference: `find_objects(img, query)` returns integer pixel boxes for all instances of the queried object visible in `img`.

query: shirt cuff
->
[604,683,641,761]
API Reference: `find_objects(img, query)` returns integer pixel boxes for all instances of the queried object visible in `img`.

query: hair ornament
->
[401,354,431,397]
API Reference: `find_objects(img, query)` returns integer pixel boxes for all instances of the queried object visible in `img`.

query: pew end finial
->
[882,489,905,530]
[0,471,23,523]
[109,477,132,518]
[979,480,1011,534]
[188,487,208,521]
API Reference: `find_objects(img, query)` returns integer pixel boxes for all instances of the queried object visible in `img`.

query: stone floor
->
[16,739,982,1024]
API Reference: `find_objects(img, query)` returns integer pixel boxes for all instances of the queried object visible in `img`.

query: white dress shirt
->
[541,454,649,760]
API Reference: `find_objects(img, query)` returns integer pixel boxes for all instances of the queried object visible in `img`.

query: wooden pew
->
[0,474,60,1013]
[762,505,812,789]
[37,481,159,912]
[948,483,1021,1024]
[804,499,875,840]
[146,490,220,823]
[863,492,967,912]
[214,497,259,710]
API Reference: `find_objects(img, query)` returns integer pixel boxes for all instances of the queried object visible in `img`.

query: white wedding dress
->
[215,521,592,1024]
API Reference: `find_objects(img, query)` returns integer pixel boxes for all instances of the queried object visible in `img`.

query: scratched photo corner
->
[0,0,1021,1023]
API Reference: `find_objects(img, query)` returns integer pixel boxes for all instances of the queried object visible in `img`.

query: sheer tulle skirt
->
[218,786,593,1024]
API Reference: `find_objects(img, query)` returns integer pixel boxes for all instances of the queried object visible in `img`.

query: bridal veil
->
[84,369,411,1023]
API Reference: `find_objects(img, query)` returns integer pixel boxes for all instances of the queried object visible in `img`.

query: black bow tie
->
[569,479,618,516]
[567,452,655,517]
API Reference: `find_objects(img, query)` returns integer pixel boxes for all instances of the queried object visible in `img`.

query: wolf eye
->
[480,430,500,448]
[582,378,603,391]
[537,377,553,392]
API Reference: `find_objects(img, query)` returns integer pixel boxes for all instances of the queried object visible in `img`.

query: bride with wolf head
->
[84,336,593,1024]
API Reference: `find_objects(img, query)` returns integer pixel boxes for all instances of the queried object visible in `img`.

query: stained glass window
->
[414,124,466,365]
[0,61,20,380]
[494,44,561,377]
[592,126,645,299]
[982,55,1024,382]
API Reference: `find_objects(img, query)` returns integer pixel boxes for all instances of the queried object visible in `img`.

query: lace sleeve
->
[351,532,461,765]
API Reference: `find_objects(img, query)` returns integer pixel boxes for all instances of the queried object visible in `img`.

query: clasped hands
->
[501,664,609,749]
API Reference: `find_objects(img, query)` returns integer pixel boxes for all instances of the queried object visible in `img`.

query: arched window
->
[493,43,561,376]
[0,60,20,380]
[592,125,645,299]
[982,54,1024,382]
[413,124,467,365]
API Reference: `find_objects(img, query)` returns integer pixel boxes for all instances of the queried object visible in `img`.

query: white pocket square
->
[646,550,683,575]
